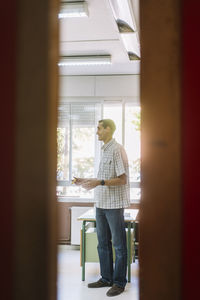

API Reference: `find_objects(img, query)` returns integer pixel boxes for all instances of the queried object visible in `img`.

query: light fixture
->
[128,52,140,61]
[116,19,135,33]
[58,1,88,19]
[58,55,112,66]
[108,0,136,32]
[120,34,140,60]
[108,0,140,60]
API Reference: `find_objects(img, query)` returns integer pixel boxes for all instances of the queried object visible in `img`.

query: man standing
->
[74,119,130,297]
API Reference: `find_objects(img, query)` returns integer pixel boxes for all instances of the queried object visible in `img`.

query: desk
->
[78,208,139,282]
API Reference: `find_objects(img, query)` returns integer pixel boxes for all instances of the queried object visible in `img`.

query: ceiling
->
[59,0,140,76]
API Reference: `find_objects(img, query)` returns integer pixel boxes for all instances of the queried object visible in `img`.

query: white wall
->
[59,75,140,99]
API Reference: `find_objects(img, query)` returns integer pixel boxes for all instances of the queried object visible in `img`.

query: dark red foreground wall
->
[182,1,200,298]
[0,2,16,299]
[1,1,200,299]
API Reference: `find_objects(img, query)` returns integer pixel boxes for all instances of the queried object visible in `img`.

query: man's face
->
[96,122,108,141]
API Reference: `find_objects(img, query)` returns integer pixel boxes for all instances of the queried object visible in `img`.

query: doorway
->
[57,0,141,299]
[7,1,182,299]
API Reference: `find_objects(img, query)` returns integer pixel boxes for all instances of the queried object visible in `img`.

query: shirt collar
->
[101,138,115,151]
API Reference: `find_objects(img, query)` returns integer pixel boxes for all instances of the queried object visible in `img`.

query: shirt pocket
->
[102,157,112,165]
[102,157,114,177]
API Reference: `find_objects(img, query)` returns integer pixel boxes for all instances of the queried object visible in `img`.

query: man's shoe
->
[106,284,125,297]
[88,279,112,288]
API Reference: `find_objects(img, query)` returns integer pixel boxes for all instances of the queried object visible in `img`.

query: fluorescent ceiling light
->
[58,55,112,66]
[116,19,135,33]
[58,1,88,19]
[128,52,140,61]
[108,0,136,32]
[108,0,140,60]
[121,34,140,60]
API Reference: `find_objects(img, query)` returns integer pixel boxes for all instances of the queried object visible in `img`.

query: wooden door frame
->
[4,0,200,299]
[139,1,181,299]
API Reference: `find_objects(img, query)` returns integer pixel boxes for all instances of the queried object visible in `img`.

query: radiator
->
[71,206,90,245]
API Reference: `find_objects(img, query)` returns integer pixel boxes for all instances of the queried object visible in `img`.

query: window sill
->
[57,197,94,203]
[57,196,140,204]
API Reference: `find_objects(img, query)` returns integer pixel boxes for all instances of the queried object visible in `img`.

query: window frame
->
[57,98,140,203]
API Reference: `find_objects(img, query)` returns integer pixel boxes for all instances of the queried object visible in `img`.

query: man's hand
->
[73,177,99,190]
[72,177,86,185]
[81,179,100,190]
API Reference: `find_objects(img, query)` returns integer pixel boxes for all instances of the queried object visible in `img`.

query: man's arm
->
[73,177,97,186]
[104,173,127,186]
[80,173,127,190]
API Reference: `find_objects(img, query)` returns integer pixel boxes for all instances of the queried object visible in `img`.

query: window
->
[57,100,140,203]
[103,101,141,202]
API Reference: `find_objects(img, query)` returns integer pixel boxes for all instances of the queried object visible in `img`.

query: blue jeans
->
[95,207,127,288]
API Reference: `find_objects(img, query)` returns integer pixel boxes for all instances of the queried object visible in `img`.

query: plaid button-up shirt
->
[95,139,130,209]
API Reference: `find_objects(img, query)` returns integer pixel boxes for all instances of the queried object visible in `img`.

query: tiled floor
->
[57,245,139,300]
